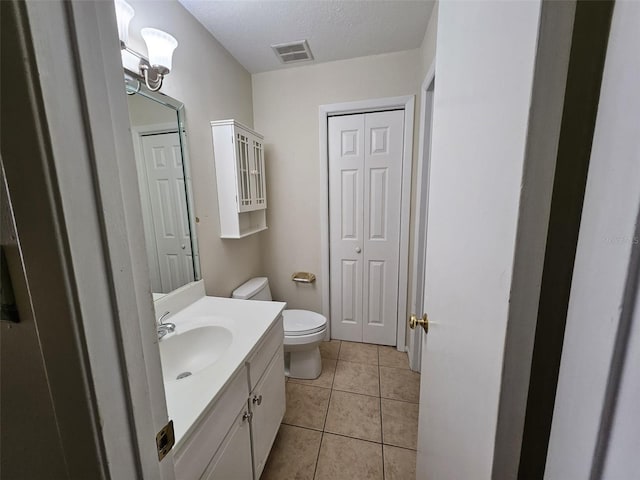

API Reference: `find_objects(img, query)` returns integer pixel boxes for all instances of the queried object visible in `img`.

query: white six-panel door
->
[141,132,194,292]
[329,110,404,345]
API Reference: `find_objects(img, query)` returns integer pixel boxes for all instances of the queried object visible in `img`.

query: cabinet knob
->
[252,394,263,406]
[181,244,186,250]
[242,411,252,422]
[355,247,361,254]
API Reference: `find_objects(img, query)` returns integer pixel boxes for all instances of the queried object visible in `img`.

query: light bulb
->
[141,28,178,73]
[114,0,134,45]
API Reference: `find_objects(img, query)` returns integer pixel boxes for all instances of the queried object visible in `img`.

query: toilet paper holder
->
[291,272,316,284]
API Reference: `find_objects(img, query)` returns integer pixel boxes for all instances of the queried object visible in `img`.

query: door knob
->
[409,313,429,334]
[355,247,361,253]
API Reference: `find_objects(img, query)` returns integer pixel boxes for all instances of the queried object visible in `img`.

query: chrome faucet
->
[157,311,176,340]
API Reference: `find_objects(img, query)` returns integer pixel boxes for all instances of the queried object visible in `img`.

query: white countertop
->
[161,295,286,446]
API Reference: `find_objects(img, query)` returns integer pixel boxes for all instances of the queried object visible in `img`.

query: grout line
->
[321,430,384,446]
[378,346,385,480]
[380,396,420,406]
[284,423,391,448]
[281,421,324,432]
[379,364,419,373]
[335,357,379,366]
[312,433,324,480]
[382,440,418,452]
[322,388,333,432]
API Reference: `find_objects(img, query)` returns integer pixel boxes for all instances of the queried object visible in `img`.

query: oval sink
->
[159,326,233,382]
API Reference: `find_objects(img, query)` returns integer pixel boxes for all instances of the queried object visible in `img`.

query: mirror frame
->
[124,72,202,286]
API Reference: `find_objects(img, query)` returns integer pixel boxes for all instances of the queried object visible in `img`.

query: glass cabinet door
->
[234,131,253,212]
[252,139,266,209]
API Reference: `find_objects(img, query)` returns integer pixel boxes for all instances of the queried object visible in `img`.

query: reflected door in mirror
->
[140,132,194,292]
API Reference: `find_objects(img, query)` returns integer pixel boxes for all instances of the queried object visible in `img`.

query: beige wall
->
[126,0,263,296]
[252,49,423,314]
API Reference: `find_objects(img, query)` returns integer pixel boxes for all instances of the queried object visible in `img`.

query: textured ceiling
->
[178,0,435,74]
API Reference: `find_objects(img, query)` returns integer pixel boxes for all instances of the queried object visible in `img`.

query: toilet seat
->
[282,309,327,336]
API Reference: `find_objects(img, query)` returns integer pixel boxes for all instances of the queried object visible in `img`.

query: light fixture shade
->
[114,0,135,45]
[141,28,178,72]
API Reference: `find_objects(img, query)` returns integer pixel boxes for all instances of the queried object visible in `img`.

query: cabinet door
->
[234,129,253,213]
[251,137,267,210]
[201,408,253,480]
[250,348,285,479]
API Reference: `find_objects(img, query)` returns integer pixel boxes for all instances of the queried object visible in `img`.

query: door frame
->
[4,1,176,478]
[319,95,415,350]
[408,62,436,371]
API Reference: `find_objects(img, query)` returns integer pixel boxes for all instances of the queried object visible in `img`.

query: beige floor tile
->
[378,346,410,369]
[380,366,420,403]
[324,390,382,442]
[381,398,419,450]
[261,424,322,480]
[333,360,380,397]
[319,340,341,359]
[288,358,336,389]
[283,382,331,430]
[315,433,383,480]
[383,445,417,480]
[339,341,378,364]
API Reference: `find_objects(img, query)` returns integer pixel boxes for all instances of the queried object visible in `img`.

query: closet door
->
[362,110,404,345]
[329,115,365,342]
[329,111,405,344]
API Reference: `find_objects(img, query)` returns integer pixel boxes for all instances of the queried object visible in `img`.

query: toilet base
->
[285,347,322,380]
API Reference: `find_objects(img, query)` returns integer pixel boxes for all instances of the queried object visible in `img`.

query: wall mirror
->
[125,75,201,298]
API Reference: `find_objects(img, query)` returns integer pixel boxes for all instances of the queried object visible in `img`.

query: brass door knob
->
[409,313,429,334]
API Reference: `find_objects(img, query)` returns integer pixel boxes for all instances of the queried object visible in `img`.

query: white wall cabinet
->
[211,120,267,238]
[176,319,285,480]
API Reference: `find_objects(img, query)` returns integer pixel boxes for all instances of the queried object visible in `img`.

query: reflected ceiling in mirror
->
[125,76,201,295]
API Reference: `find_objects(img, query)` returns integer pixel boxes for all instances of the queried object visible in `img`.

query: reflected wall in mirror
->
[125,76,201,296]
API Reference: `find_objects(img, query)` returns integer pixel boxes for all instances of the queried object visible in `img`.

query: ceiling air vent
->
[271,40,314,64]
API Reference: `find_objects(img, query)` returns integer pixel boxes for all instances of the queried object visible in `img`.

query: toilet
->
[232,277,327,379]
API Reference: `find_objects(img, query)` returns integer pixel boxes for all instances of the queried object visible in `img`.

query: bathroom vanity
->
[157,285,286,480]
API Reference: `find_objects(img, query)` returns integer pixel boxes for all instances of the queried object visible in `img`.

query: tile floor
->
[261,340,420,480]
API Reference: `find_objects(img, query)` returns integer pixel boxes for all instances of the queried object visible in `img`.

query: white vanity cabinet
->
[211,120,267,239]
[175,317,285,480]
[248,341,286,478]
[200,407,253,480]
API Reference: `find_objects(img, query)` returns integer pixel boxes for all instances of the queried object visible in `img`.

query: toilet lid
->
[282,309,327,336]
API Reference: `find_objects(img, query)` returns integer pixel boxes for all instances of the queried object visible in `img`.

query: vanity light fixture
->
[114,0,178,92]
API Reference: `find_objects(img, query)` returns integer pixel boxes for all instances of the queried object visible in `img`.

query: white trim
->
[409,61,436,371]
[319,95,415,350]
[133,122,179,136]
[8,1,173,478]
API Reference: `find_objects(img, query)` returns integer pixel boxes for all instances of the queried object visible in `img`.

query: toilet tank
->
[232,277,273,301]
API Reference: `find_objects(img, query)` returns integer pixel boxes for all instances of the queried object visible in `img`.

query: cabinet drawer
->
[246,317,283,391]
[174,366,249,480]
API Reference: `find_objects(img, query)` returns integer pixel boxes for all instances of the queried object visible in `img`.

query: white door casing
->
[329,110,404,345]
[409,64,436,371]
[546,2,640,478]
[141,132,194,293]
